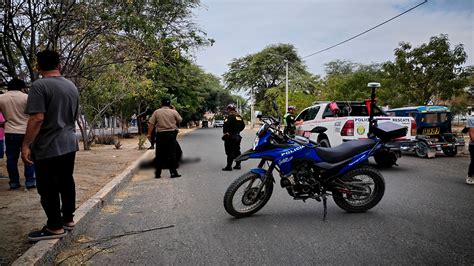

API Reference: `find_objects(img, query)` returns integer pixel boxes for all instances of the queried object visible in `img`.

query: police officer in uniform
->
[148,97,182,178]
[283,106,301,137]
[222,103,245,171]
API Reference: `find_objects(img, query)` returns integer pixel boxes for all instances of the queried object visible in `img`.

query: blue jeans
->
[6,133,35,188]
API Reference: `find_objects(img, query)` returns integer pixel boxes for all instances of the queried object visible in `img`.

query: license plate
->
[422,127,440,135]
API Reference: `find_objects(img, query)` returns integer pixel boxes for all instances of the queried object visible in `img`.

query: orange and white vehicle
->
[294,101,417,167]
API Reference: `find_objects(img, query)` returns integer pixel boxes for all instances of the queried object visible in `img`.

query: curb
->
[13,149,155,265]
[13,128,197,265]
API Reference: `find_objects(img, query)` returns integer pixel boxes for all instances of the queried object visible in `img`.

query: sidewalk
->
[1,128,195,265]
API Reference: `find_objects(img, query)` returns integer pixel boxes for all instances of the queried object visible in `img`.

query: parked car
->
[213,120,224,128]
[386,106,465,158]
[295,100,416,167]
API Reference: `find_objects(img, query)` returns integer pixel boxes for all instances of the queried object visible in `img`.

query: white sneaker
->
[466,177,474,185]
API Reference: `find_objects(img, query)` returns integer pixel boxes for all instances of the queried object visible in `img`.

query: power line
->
[302,0,428,59]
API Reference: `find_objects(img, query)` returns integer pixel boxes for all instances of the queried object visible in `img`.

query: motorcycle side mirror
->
[255,111,262,119]
[310,126,327,134]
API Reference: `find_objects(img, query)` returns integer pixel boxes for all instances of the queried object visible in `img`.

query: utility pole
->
[251,87,255,128]
[285,59,289,111]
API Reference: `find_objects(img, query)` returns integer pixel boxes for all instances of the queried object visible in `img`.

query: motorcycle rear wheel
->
[223,172,273,218]
[332,166,385,213]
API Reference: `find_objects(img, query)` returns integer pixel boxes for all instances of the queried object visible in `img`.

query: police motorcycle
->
[223,83,407,220]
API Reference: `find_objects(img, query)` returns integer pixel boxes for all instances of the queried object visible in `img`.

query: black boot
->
[222,157,233,171]
[155,170,161,179]
[170,169,181,178]
[233,162,241,170]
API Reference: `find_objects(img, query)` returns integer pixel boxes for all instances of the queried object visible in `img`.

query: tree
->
[1,1,214,150]
[383,34,469,106]
[223,43,307,103]
[255,70,323,116]
[0,1,212,84]
[321,60,386,103]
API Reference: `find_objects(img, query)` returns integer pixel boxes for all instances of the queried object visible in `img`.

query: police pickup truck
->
[294,101,416,167]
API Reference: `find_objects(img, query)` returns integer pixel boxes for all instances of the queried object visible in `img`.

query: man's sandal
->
[63,222,75,231]
[28,226,67,242]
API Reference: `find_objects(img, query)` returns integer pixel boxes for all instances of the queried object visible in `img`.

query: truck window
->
[322,105,334,118]
[304,106,320,121]
[337,103,386,117]
[296,110,308,121]
[422,113,438,123]
[439,112,449,122]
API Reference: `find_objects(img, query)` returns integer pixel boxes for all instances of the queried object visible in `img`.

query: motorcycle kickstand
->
[322,193,328,222]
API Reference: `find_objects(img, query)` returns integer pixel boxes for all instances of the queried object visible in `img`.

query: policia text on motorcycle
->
[222,104,245,171]
[283,106,302,137]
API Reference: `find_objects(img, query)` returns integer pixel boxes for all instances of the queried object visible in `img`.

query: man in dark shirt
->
[22,50,79,241]
[283,106,302,137]
[222,103,245,171]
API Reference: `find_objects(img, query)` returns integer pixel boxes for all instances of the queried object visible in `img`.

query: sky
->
[192,0,473,78]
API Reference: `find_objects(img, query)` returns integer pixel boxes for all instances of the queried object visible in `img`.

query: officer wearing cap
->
[222,103,245,171]
[283,106,301,137]
[148,97,182,178]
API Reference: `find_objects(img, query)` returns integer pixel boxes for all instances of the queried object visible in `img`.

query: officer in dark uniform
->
[283,105,301,137]
[222,103,245,171]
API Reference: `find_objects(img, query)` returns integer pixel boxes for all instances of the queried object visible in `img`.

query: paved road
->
[57,128,473,265]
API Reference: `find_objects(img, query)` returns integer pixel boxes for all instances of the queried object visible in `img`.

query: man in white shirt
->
[0,79,35,189]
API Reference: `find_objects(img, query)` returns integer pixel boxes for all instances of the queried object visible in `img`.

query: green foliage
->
[1,1,220,150]
[147,58,238,124]
[321,60,385,102]
[383,34,469,106]
[449,92,471,115]
[223,43,307,102]
[315,35,470,110]
[258,87,317,118]
[0,1,213,83]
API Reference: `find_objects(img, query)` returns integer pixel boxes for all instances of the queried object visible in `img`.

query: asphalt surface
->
[57,127,473,265]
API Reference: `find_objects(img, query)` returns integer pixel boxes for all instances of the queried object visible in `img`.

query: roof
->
[387,106,450,113]
[310,101,369,106]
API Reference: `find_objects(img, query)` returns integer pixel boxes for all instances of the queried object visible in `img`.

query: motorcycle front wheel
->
[223,172,273,218]
[332,166,385,213]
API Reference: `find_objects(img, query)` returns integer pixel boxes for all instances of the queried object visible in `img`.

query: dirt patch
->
[0,136,146,265]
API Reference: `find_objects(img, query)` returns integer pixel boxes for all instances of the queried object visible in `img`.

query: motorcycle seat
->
[315,139,376,163]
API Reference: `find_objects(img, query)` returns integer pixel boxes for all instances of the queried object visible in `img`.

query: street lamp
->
[268,53,290,111]
[251,87,255,128]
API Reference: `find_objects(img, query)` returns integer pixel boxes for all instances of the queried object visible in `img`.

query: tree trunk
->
[77,114,90,150]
